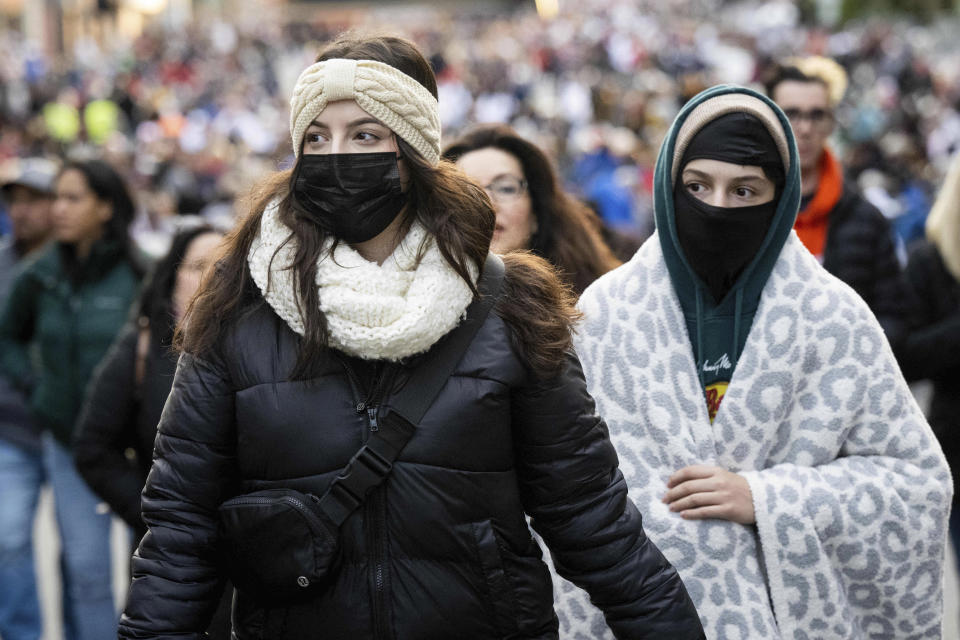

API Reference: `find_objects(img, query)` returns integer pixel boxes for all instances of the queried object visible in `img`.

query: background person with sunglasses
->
[766,56,909,345]
[445,123,625,295]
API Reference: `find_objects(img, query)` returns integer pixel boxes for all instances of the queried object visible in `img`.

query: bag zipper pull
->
[367,406,379,432]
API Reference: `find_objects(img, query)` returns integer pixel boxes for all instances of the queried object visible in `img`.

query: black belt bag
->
[217,489,337,599]
[217,253,505,601]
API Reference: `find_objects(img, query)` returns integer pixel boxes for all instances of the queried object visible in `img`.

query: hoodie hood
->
[653,85,801,394]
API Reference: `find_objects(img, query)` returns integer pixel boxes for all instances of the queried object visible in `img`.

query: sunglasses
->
[782,108,834,128]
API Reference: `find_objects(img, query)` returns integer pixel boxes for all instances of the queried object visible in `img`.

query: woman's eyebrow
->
[308,117,385,129]
[681,168,712,180]
[681,168,767,183]
[488,172,523,182]
[735,175,769,184]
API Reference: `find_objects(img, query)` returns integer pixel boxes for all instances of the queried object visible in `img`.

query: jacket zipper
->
[337,354,395,639]
[365,401,392,638]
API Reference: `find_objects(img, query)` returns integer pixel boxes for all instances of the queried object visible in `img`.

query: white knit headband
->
[289,58,441,165]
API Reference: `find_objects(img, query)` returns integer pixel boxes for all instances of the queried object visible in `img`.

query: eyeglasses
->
[782,108,834,129]
[483,175,528,204]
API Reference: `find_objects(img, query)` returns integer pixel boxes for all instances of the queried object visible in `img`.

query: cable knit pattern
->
[289,58,441,164]
[247,201,476,361]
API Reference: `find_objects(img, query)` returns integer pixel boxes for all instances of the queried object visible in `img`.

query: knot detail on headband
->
[323,59,357,102]
[290,58,441,164]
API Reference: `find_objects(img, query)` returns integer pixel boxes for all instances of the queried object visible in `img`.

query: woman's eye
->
[734,187,754,198]
[685,182,704,193]
[305,132,326,145]
[356,131,382,142]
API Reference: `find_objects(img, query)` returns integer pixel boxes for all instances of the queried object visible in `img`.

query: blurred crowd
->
[0,0,958,250]
[2,1,960,638]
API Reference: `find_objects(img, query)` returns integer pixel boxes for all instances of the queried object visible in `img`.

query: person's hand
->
[662,465,755,524]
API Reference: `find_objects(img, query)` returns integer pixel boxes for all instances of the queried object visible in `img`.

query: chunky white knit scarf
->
[247,201,476,361]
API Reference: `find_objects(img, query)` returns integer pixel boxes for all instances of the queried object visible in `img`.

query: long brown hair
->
[177,34,494,379]
[443,123,621,293]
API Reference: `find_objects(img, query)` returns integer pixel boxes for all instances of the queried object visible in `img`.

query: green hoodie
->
[654,85,801,420]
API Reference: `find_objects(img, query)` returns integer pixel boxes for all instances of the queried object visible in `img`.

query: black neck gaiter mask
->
[674,185,776,302]
[674,112,784,302]
[291,152,407,244]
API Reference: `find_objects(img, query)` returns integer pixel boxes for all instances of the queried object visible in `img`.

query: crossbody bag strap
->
[319,253,506,526]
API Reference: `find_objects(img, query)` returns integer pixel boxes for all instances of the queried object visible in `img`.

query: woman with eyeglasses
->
[117,33,703,639]
[444,124,623,294]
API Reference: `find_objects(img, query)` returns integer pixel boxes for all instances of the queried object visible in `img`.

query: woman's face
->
[456,147,536,253]
[52,169,112,246]
[680,159,777,208]
[171,232,223,321]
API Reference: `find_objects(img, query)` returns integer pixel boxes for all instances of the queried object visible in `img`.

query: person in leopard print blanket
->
[549,85,952,639]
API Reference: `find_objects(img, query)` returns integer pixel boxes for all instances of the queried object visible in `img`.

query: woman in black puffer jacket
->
[118,33,703,640]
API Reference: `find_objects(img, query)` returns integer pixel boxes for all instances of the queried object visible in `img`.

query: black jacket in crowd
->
[117,275,704,639]
[896,240,960,497]
[821,185,908,343]
[73,317,234,640]
[74,319,177,537]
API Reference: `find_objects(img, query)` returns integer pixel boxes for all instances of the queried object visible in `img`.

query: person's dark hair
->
[139,225,221,345]
[177,34,495,380]
[495,252,581,379]
[443,123,620,294]
[58,159,137,250]
[763,65,827,100]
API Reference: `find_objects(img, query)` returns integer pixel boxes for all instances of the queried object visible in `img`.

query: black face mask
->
[673,184,777,303]
[291,152,407,243]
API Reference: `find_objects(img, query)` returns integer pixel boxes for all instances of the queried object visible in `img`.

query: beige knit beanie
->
[289,58,441,164]
[672,94,790,184]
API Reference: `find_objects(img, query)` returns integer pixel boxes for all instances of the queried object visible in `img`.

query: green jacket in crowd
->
[0,240,140,447]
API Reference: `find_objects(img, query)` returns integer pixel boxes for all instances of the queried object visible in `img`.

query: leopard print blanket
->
[548,232,952,639]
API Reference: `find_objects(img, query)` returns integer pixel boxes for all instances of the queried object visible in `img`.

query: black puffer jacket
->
[896,240,960,497]
[822,186,908,343]
[118,272,703,639]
